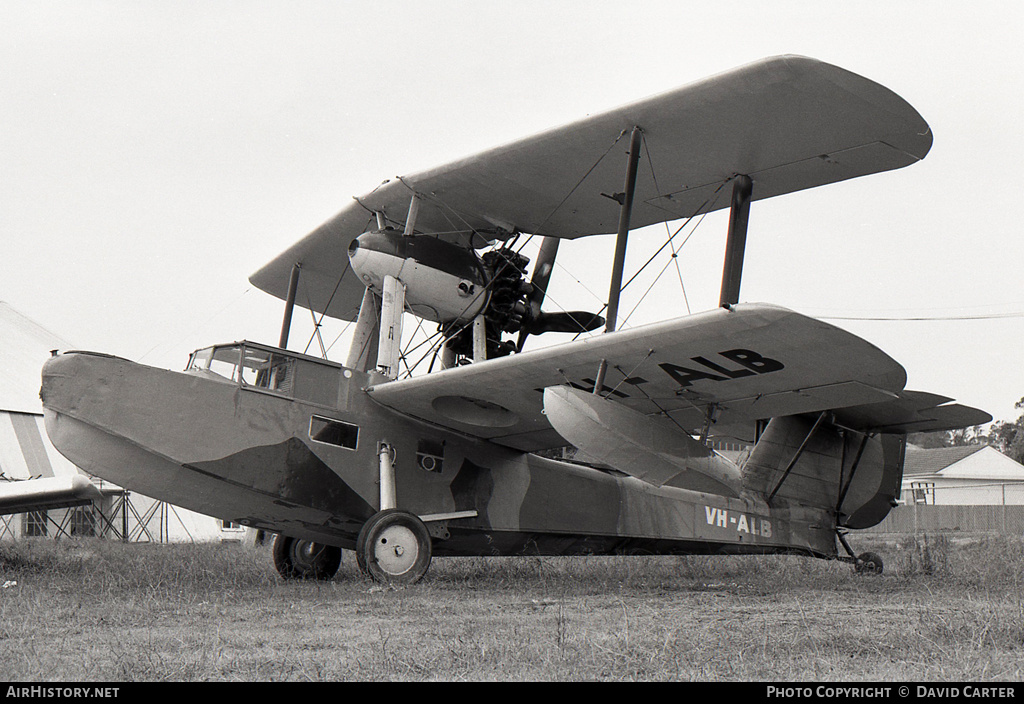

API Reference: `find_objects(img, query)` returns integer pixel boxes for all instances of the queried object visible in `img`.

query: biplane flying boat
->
[39,56,989,584]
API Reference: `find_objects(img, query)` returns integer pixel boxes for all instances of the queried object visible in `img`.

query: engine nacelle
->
[347,230,490,324]
[349,230,603,361]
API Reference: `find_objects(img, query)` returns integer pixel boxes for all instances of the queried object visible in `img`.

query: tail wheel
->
[272,534,342,580]
[855,551,884,575]
[356,509,432,585]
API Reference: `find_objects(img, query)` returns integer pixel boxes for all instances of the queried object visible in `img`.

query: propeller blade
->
[516,237,561,351]
[525,237,560,315]
[529,311,605,335]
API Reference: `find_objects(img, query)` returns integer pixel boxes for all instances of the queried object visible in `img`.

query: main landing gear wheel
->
[272,535,342,580]
[356,509,432,585]
[855,551,884,575]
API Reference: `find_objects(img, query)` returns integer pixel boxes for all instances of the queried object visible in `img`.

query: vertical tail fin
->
[741,415,904,528]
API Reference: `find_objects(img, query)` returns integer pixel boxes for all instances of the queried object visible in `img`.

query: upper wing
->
[0,475,101,516]
[251,55,932,321]
[366,304,911,451]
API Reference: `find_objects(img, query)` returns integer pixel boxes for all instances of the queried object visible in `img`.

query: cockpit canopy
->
[186,342,343,408]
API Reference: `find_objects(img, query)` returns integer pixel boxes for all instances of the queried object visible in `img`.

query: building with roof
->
[901,445,1024,506]
[863,444,1024,535]
[0,301,248,542]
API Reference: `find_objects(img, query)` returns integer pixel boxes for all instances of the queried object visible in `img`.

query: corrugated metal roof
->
[0,302,75,414]
[904,445,987,477]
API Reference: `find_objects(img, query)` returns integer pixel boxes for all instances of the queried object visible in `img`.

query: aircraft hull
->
[40,350,839,559]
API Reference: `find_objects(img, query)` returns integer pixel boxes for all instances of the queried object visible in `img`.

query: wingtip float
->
[38,57,985,584]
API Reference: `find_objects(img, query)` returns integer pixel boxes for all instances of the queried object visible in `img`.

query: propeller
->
[515,237,604,352]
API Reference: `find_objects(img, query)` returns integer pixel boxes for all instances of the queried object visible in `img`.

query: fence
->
[863,482,1024,536]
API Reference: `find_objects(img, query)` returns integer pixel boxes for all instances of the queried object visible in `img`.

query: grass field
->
[1,534,1022,682]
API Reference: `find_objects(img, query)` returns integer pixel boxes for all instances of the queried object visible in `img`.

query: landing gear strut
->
[272,535,342,580]
[356,509,433,585]
[837,530,884,575]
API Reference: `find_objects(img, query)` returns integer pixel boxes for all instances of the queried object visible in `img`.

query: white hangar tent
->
[0,301,248,543]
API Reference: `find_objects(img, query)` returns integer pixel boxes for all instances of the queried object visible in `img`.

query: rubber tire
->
[272,534,342,580]
[356,509,432,585]
[855,551,884,575]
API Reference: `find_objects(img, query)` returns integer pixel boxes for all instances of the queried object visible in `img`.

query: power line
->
[818,311,1024,322]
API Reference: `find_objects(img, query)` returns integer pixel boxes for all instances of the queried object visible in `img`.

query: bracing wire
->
[620,256,678,329]
[397,315,430,378]
[297,252,353,359]
[400,328,449,378]
[136,286,256,364]
[566,180,727,341]
[303,293,328,359]
[619,189,725,327]
[389,129,633,369]
[324,321,354,355]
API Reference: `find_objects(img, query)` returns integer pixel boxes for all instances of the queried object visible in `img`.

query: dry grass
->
[0,534,1022,681]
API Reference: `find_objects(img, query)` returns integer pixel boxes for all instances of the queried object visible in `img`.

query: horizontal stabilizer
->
[832,390,992,433]
[0,475,101,516]
[543,385,743,495]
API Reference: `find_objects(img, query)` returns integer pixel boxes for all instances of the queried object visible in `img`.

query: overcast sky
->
[3,1,1022,424]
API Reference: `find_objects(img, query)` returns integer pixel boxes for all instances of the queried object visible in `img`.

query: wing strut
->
[836,432,872,515]
[767,411,826,504]
[377,275,406,379]
[278,263,301,348]
[719,175,753,307]
[604,126,643,333]
[345,288,381,371]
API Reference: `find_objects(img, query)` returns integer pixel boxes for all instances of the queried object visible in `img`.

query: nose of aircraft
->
[40,350,224,483]
[39,351,192,498]
[40,350,376,540]
[40,350,275,464]
[40,351,113,420]
[40,350,288,515]
[347,230,401,291]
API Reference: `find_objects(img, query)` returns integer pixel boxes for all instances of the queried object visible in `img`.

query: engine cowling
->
[348,230,604,361]
[347,230,490,323]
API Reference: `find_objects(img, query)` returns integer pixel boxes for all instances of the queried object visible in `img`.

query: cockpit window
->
[189,347,214,371]
[186,344,289,389]
[209,346,243,381]
[239,347,295,393]
[186,342,338,407]
[187,345,244,381]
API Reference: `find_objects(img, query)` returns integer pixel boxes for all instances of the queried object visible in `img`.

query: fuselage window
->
[309,415,359,450]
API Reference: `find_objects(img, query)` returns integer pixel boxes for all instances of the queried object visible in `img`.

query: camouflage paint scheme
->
[39,346,874,561]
